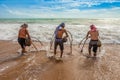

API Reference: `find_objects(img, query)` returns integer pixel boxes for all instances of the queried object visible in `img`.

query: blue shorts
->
[54,38,64,51]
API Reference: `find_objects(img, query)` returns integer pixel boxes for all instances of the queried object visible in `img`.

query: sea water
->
[0,18,120,44]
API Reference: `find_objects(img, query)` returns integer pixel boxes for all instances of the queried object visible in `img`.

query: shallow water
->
[0,41,120,80]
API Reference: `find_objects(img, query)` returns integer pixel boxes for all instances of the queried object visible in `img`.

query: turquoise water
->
[0,18,81,24]
[0,18,119,25]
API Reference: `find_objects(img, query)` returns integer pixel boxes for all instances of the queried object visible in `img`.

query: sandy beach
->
[0,40,120,80]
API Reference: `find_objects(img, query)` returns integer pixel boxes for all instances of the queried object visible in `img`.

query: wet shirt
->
[18,28,28,39]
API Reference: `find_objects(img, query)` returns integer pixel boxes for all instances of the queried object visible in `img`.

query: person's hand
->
[88,36,91,38]
[86,36,90,39]
[62,36,68,43]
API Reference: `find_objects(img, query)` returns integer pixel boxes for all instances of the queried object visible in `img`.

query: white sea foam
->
[0,19,120,44]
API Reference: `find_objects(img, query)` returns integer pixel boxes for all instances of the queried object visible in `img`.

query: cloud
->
[29,0,120,12]
[1,6,120,18]
[18,0,118,9]
[0,0,120,18]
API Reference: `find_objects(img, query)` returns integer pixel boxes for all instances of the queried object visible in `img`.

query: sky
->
[0,0,120,18]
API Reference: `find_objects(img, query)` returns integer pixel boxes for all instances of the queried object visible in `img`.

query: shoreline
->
[0,40,120,45]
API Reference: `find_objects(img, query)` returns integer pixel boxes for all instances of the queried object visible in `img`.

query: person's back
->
[56,28,66,38]
[18,27,27,39]
[89,30,99,40]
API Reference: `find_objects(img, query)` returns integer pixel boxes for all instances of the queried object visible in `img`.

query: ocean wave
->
[0,19,120,44]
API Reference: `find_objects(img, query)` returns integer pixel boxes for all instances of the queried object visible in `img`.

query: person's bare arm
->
[86,31,89,39]
[97,30,100,39]
[26,29,31,39]
[64,29,68,38]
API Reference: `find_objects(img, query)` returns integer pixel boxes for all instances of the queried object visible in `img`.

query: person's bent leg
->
[88,43,92,56]
[60,42,64,58]
[54,41,58,57]
[93,45,98,57]
[22,38,27,54]
[88,48,91,56]
[21,41,26,55]
[22,48,25,53]
[18,38,25,55]
[60,50,63,58]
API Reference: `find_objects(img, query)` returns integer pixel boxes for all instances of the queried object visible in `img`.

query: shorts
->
[54,38,64,51]
[89,40,98,53]
[18,38,26,49]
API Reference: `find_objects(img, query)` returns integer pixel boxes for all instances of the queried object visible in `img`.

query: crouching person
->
[18,23,31,55]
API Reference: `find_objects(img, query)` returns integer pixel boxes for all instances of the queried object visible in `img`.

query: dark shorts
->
[18,38,26,49]
[89,40,98,53]
[54,38,64,51]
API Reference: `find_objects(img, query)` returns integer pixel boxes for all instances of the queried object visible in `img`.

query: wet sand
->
[0,40,120,80]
